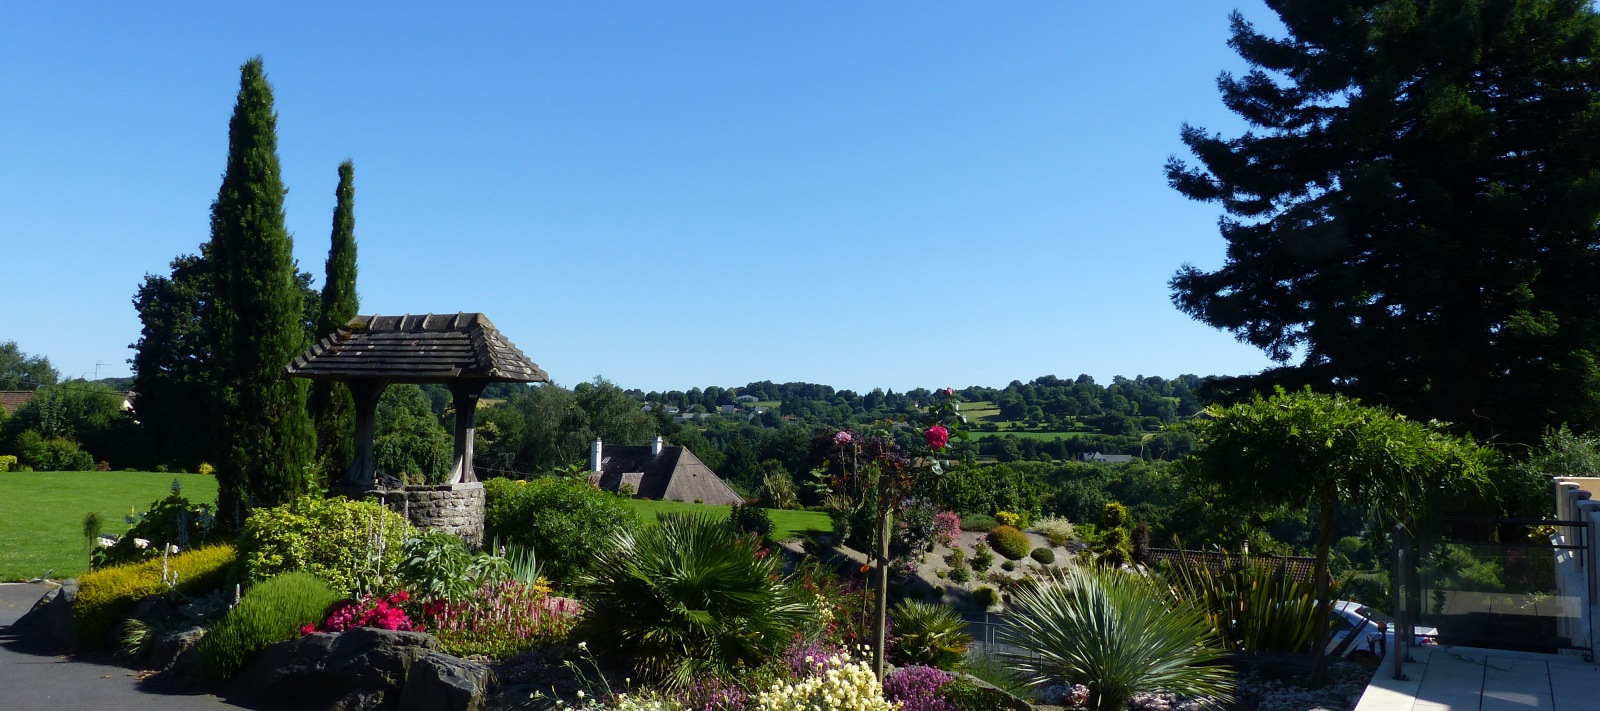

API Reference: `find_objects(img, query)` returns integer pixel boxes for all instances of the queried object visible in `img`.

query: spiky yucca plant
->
[1161,551,1325,653]
[890,599,972,670]
[576,513,814,689]
[1000,562,1234,711]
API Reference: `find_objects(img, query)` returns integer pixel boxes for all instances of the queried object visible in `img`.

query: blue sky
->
[1,2,1280,393]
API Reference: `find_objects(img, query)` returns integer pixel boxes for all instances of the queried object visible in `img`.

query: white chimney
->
[590,438,604,472]
[652,436,664,456]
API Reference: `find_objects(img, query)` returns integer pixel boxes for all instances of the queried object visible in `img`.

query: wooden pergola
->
[286,312,548,487]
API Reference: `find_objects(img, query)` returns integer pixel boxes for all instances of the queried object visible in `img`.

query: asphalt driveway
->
[0,582,245,710]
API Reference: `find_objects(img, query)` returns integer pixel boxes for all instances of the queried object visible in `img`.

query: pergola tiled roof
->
[287,313,548,489]
[288,313,547,384]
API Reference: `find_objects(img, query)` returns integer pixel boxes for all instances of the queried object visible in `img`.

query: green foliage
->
[396,531,521,603]
[934,463,1043,520]
[1169,0,1600,447]
[74,544,238,649]
[11,431,95,472]
[947,563,971,585]
[1033,516,1075,546]
[206,57,316,517]
[309,160,359,480]
[483,476,637,587]
[575,512,814,689]
[959,513,997,531]
[199,572,340,680]
[973,586,1000,610]
[1001,560,1017,572]
[130,253,217,472]
[986,525,1031,560]
[1162,553,1325,653]
[728,502,774,540]
[1030,547,1055,565]
[0,454,15,472]
[477,379,657,474]
[1001,563,1234,711]
[0,341,58,390]
[374,384,450,484]
[760,469,799,510]
[94,488,218,568]
[889,600,971,670]
[970,541,995,571]
[237,496,411,597]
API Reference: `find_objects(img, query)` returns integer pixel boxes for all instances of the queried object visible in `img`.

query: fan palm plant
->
[575,512,814,689]
[1000,562,1234,711]
[890,599,972,670]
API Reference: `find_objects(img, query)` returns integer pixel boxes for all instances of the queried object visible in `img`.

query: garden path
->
[0,582,247,709]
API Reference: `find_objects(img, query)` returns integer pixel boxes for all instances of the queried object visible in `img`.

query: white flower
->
[133,538,150,549]
[164,544,181,554]
[94,537,116,549]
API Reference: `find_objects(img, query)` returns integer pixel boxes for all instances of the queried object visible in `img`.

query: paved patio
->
[1354,645,1600,711]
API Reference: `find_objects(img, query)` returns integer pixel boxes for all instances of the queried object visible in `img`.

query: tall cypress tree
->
[206,57,316,520]
[309,161,359,480]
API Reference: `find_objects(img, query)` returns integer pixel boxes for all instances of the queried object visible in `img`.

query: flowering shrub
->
[933,512,960,548]
[425,580,580,658]
[753,653,899,711]
[310,589,420,634]
[994,511,1021,528]
[239,496,411,597]
[883,665,957,711]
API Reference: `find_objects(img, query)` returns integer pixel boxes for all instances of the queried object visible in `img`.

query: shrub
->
[1032,516,1074,547]
[947,565,971,585]
[315,590,419,632]
[577,512,813,689]
[238,496,412,597]
[986,525,1031,560]
[890,601,971,670]
[396,531,521,603]
[425,581,581,658]
[884,665,958,711]
[754,653,896,711]
[995,511,1022,528]
[970,541,995,571]
[1162,552,1323,653]
[199,572,340,680]
[947,548,968,569]
[959,513,997,532]
[95,486,219,568]
[1030,547,1056,565]
[75,544,238,649]
[484,477,637,587]
[198,462,215,476]
[1001,560,1017,572]
[0,454,16,472]
[728,503,774,540]
[1001,563,1234,711]
[933,511,961,547]
[973,586,1001,610]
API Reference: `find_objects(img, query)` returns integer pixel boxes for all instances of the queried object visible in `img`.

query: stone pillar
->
[343,379,390,488]
[447,382,487,484]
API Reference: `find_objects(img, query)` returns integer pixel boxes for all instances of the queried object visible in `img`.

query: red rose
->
[926,424,950,450]
[942,387,954,398]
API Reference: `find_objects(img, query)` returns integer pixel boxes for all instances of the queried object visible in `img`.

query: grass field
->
[623,498,831,540]
[970,430,1090,442]
[0,471,219,581]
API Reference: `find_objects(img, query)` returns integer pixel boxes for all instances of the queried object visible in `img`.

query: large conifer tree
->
[308,161,359,479]
[1169,1,1600,446]
[206,57,315,519]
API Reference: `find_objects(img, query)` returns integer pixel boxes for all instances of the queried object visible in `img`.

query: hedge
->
[74,544,237,649]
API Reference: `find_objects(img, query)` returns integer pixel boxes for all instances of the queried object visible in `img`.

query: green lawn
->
[0,471,219,581]
[970,430,1090,442]
[623,498,831,540]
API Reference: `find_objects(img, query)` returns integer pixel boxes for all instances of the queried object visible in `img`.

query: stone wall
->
[336,483,485,548]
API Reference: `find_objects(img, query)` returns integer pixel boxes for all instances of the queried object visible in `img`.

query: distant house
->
[586,437,744,506]
[1082,452,1135,463]
[0,391,34,415]
[737,395,759,403]
[719,404,738,414]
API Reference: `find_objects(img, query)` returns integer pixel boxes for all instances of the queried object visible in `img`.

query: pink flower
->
[300,623,317,637]
[925,424,949,450]
[833,431,853,445]
[942,387,954,398]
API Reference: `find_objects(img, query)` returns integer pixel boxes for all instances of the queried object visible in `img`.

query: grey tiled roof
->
[287,313,548,384]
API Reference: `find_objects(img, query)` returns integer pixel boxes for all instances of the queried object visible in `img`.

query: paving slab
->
[0,582,247,709]
[1355,645,1599,711]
